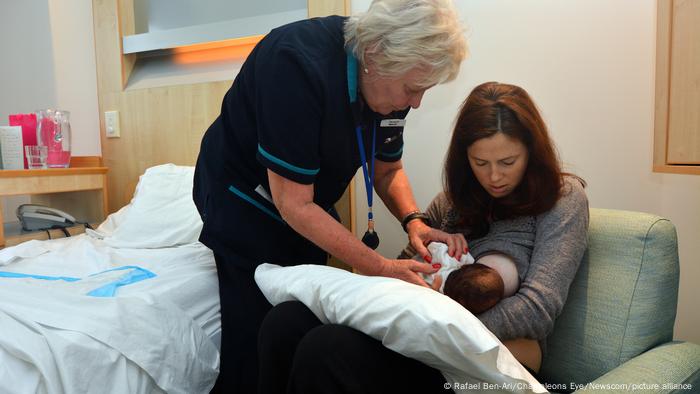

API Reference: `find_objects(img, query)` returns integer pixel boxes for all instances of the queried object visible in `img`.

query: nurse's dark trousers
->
[211,252,272,394]
[258,300,451,394]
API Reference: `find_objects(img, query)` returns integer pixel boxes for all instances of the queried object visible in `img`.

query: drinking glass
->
[24,145,48,169]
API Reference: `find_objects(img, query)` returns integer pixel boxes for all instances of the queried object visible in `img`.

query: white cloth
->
[415,242,475,292]
[0,234,221,394]
[254,263,546,394]
[0,240,49,266]
[0,284,218,394]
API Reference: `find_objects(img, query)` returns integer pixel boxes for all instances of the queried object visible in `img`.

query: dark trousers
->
[211,252,272,394]
[258,301,452,394]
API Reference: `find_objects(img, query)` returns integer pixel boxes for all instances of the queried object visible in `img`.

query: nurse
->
[193,0,468,391]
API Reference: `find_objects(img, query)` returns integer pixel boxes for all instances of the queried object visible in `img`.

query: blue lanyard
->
[355,122,376,220]
[356,119,380,245]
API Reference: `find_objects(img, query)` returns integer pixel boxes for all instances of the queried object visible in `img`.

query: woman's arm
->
[397,192,452,259]
[478,179,590,340]
[372,160,421,227]
[267,170,438,286]
[374,161,467,261]
[502,339,542,373]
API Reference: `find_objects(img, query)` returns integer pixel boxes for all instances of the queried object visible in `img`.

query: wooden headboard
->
[92,0,354,240]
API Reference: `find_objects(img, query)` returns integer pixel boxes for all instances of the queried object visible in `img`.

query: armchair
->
[540,208,700,393]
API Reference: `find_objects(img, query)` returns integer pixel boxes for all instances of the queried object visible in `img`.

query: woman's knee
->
[259,301,320,347]
[258,301,325,394]
[260,301,309,328]
[289,325,450,394]
[288,325,366,393]
[293,324,354,367]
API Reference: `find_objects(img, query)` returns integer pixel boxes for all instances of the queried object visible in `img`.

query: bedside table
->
[0,156,108,248]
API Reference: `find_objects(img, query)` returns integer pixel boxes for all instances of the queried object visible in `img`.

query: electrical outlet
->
[105,110,120,138]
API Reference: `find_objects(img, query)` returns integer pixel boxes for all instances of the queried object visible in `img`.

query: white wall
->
[0,0,100,224]
[47,0,101,157]
[0,0,99,156]
[353,0,699,344]
[0,0,57,222]
[0,0,56,122]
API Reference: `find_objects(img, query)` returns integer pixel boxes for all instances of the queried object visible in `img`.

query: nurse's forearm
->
[373,161,420,221]
[267,169,386,274]
[281,201,385,274]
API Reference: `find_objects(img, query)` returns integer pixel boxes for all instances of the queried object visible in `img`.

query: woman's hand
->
[374,258,440,287]
[406,220,468,262]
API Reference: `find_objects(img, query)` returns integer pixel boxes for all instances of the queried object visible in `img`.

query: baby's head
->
[443,263,504,314]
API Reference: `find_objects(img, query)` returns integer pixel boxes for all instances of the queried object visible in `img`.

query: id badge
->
[380,119,406,127]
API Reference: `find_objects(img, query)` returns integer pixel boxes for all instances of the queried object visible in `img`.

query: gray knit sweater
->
[400,177,589,343]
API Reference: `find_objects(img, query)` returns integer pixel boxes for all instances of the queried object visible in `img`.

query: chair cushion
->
[540,208,679,386]
[578,341,700,391]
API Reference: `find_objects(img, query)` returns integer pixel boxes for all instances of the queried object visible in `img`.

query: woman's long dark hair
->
[443,82,580,238]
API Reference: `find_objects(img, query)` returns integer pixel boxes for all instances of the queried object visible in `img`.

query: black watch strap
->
[401,211,431,233]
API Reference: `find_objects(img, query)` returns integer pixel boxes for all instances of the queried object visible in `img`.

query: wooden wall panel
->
[653,0,700,174]
[667,0,700,164]
[653,0,672,170]
[309,0,349,17]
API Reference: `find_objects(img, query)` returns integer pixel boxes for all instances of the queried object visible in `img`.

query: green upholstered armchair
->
[540,208,700,393]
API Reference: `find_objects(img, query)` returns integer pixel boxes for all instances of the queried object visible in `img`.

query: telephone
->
[16,204,77,231]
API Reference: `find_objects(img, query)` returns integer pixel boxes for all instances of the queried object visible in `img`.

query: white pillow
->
[104,164,202,248]
[254,264,546,394]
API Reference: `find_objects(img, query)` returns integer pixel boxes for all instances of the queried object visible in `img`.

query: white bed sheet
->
[0,234,221,394]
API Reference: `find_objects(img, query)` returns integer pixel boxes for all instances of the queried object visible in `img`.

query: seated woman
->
[258,81,589,393]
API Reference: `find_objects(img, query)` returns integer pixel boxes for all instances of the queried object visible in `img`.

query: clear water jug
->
[36,109,71,168]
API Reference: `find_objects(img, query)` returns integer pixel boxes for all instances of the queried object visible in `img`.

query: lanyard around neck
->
[348,51,379,249]
[355,122,376,216]
[355,122,380,249]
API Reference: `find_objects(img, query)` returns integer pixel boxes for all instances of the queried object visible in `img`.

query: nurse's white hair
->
[344,0,468,87]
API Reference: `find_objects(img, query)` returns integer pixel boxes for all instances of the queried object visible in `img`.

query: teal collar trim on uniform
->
[346,50,359,103]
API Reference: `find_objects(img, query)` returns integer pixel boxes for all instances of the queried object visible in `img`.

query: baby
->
[416,242,519,314]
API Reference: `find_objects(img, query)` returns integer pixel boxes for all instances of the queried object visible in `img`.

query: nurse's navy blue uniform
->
[193,16,410,392]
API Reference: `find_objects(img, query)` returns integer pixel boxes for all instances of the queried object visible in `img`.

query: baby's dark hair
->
[443,263,505,314]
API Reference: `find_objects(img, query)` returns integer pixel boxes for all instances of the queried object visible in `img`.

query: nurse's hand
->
[375,258,440,287]
[406,220,468,262]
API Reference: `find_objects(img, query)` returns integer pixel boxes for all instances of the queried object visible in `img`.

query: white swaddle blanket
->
[254,263,546,394]
[415,242,475,292]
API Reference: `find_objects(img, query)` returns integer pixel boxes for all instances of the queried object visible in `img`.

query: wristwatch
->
[401,211,431,233]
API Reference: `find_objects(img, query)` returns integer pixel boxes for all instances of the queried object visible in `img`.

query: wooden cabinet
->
[0,157,108,247]
[654,0,700,174]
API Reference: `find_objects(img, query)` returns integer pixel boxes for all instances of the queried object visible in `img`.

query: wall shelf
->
[122,9,306,54]
[0,156,108,247]
[1,221,97,248]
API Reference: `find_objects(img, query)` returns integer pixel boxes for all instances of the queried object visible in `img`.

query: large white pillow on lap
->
[254,263,546,394]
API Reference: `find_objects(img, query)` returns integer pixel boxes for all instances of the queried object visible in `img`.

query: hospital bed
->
[0,164,220,394]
